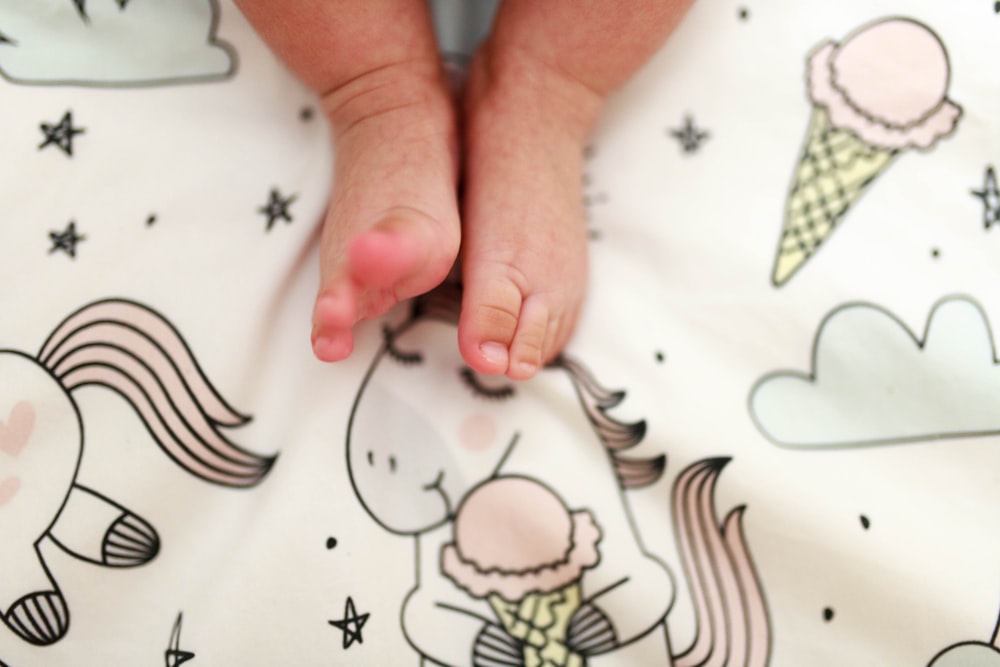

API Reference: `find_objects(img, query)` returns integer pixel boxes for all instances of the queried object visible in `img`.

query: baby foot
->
[458,49,602,380]
[312,61,461,361]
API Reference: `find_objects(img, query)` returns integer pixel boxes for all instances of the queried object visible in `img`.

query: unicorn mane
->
[552,355,665,489]
[38,298,274,488]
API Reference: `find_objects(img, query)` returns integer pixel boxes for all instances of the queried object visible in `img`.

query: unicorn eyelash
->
[382,325,424,366]
[459,367,515,401]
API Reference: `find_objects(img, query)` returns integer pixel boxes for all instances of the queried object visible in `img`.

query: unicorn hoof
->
[102,512,160,566]
[4,590,70,645]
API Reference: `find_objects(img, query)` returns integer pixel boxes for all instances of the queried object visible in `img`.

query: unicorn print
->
[0,298,273,646]
[346,285,770,666]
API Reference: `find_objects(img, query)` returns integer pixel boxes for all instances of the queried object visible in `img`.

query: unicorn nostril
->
[389,456,397,473]
[367,451,374,466]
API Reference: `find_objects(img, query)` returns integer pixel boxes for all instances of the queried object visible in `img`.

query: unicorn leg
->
[0,543,69,645]
[49,485,159,567]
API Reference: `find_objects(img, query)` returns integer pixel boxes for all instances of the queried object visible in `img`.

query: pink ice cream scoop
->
[808,18,961,150]
[441,476,601,603]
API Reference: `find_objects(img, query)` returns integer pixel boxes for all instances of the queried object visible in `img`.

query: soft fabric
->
[0,2,997,666]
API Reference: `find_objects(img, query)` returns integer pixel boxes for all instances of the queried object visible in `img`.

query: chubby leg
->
[460,0,692,379]
[235,1,461,360]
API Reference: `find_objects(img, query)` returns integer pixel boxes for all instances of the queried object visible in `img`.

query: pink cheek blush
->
[458,414,497,452]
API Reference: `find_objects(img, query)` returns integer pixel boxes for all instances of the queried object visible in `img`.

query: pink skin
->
[235,0,693,379]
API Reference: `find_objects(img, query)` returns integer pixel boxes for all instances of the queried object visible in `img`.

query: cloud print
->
[0,0,235,87]
[750,296,1000,448]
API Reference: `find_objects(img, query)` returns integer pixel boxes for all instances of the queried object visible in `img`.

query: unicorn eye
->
[382,325,424,366]
[459,367,515,401]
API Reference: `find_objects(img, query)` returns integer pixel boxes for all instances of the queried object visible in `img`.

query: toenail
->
[313,334,353,362]
[480,342,508,366]
[515,361,538,378]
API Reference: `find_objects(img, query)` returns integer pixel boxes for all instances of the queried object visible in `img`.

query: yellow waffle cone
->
[488,585,584,667]
[772,107,898,286]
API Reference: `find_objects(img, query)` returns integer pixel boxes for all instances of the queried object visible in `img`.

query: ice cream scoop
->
[808,17,961,150]
[442,476,600,602]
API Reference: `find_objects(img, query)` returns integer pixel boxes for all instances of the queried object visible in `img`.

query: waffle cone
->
[772,107,898,286]
[487,584,584,667]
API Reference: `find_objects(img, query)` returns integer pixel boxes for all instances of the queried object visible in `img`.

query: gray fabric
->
[428,0,499,61]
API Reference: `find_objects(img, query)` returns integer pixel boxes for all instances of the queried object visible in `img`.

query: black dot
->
[823,607,835,622]
[931,248,940,259]
[859,515,870,530]
[145,214,157,227]
[738,6,750,20]
[326,537,338,549]
[300,106,315,121]
[655,351,665,363]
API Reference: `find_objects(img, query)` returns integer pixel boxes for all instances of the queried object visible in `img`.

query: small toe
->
[506,297,551,380]
[311,284,359,362]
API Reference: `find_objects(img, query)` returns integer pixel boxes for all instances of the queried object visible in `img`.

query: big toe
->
[348,210,457,299]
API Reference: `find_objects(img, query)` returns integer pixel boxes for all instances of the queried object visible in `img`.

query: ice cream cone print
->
[773,18,962,286]
[441,477,602,667]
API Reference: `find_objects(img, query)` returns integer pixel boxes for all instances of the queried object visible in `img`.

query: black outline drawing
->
[750,295,1000,449]
[258,189,297,232]
[38,111,84,157]
[345,284,771,665]
[669,114,711,154]
[770,17,962,287]
[0,299,274,646]
[0,0,236,88]
[926,603,1000,665]
[329,597,370,650]
[48,222,86,258]
[972,166,1000,229]
[164,612,195,666]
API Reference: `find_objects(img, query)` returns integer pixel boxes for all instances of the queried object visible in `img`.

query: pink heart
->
[0,402,35,458]
[0,476,20,507]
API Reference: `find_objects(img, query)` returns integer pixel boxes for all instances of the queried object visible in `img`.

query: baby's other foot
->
[312,61,460,361]
[458,49,602,380]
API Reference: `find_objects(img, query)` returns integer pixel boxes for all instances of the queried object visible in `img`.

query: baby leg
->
[459,0,692,379]
[236,1,462,361]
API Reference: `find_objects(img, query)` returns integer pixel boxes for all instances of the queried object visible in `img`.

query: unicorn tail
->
[38,298,275,488]
[671,458,771,667]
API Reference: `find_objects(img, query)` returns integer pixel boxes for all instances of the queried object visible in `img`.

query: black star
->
[669,115,710,154]
[972,166,1000,229]
[328,597,369,649]
[258,188,297,231]
[49,221,86,258]
[164,613,195,667]
[39,111,85,157]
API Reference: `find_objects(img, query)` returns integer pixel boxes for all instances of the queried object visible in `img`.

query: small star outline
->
[49,221,86,258]
[669,114,710,154]
[164,612,195,667]
[39,111,85,157]
[258,188,297,231]
[972,165,1000,229]
[328,597,370,649]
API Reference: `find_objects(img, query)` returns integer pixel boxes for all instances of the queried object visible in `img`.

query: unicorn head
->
[346,284,662,536]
